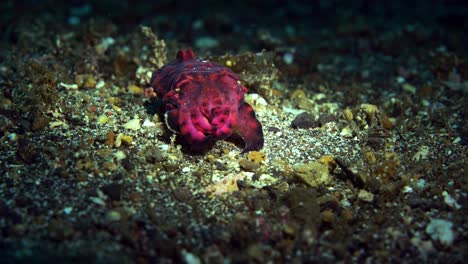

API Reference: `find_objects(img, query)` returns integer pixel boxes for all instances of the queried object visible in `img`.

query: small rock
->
[75,74,97,89]
[105,131,115,146]
[214,160,227,171]
[124,118,141,130]
[181,250,201,264]
[127,84,144,94]
[8,133,17,141]
[205,172,251,197]
[442,191,461,209]
[145,147,167,163]
[296,97,315,111]
[283,52,294,65]
[114,150,126,160]
[402,83,416,94]
[321,209,335,224]
[120,135,133,146]
[340,126,353,137]
[293,161,331,187]
[317,194,340,209]
[59,82,78,90]
[363,151,377,164]
[247,151,266,165]
[106,210,121,222]
[291,112,317,129]
[358,190,374,202]
[142,119,156,127]
[360,103,381,126]
[267,126,280,133]
[343,108,354,121]
[96,80,105,89]
[318,114,335,126]
[402,185,413,193]
[103,161,118,171]
[164,162,179,172]
[98,114,109,125]
[341,209,353,223]
[63,207,73,214]
[173,187,193,203]
[95,149,113,158]
[317,155,337,172]
[115,133,132,147]
[48,120,64,128]
[290,89,306,99]
[239,158,260,172]
[425,218,455,246]
[95,37,115,54]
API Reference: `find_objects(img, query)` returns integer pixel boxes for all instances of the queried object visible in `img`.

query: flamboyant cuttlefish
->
[146,48,263,153]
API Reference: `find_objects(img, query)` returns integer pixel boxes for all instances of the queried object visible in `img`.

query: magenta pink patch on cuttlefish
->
[149,48,264,153]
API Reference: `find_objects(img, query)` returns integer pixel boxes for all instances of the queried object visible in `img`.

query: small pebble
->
[124,118,141,130]
[291,112,317,129]
[425,218,455,246]
[396,76,406,84]
[283,52,294,65]
[358,190,374,202]
[8,133,17,141]
[402,83,416,94]
[63,207,73,214]
[442,191,461,209]
[105,131,115,146]
[90,197,106,206]
[127,84,144,94]
[107,210,121,221]
[142,120,156,127]
[59,82,79,89]
[293,161,330,187]
[318,114,335,126]
[96,80,105,89]
[181,250,201,264]
[321,210,335,223]
[145,147,167,163]
[340,126,353,137]
[114,150,126,160]
[49,121,64,128]
[98,115,109,125]
[115,133,133,147]
[402,186,413,193]
[416,179,426,189]
[239,158,260,172]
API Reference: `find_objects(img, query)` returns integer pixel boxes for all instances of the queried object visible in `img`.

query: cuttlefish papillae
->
[145,49,263,153]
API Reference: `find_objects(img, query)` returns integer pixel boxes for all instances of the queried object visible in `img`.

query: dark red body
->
[149,49,263,153]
